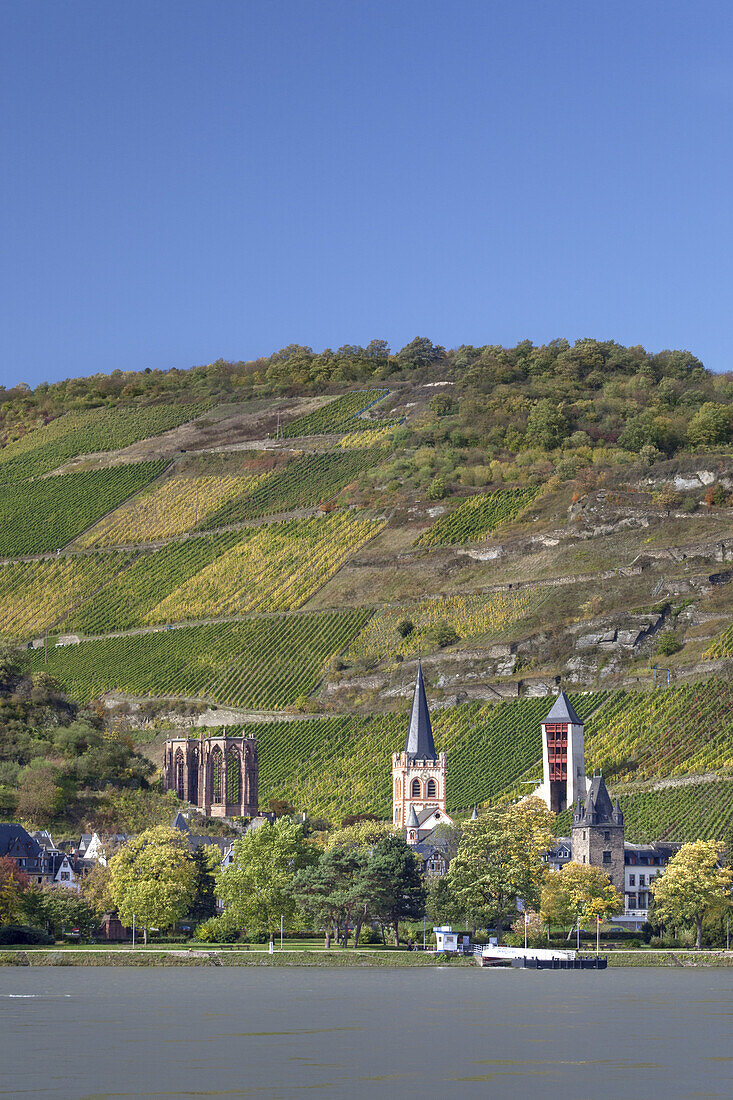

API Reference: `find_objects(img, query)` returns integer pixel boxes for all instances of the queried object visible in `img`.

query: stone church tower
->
[392,663,447,828]
[571,775,625,889]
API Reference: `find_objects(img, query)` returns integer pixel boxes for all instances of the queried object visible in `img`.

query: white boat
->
[480,944,576,967]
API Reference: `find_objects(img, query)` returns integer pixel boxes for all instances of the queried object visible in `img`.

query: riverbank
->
[2,948,733,966]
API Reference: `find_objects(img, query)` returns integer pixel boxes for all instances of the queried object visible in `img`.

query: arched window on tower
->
[411,778,421,798]
[174,749,185,800]
[211,746,223,803]
[426,778,437,799]
[227,752,241,804]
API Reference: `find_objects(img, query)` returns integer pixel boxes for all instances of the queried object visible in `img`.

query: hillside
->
[2,337,733,839]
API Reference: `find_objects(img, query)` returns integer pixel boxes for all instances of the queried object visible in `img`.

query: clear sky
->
[3,0,733,388]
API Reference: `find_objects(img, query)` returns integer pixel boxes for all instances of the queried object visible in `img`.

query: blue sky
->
[2,0,733,388]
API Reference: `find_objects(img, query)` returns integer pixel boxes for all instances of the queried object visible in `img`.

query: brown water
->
[1,966,733,1098]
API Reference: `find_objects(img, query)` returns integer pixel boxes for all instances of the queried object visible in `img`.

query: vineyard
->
[583,681,733,783]
[61,532,245,634]
[200,448,384,525]
[282,389,392,437]
[0,461,168,556]
[555,778,733,845]
[149,511,386,621]
[29,609,372,709]
[75,471,264,547]
[0,554,133,641]
[346,588,541,662]
[237,693,603,821]
[0,402,212,484]
[702,625,733,661]
[416,487,540,547]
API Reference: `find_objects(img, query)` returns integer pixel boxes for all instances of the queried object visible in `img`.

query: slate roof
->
[404,662,437,760]
[0,824,41,859]
[406,806,420,828]
[543,691,582,726]
[574,775,622,826]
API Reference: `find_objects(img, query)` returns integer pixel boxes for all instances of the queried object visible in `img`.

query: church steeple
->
[391,662,448,829]
[404,662,437,760]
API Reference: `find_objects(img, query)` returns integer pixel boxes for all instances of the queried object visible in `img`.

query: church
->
[392,663,454,864]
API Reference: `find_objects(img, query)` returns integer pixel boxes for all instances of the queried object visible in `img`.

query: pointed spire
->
[404,662,437,760]
[471,805,478,821]
[543,691,582,726]
[406,805,420,828]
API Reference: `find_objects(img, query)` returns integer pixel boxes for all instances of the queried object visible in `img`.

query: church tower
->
[537,691,589,813]
[571,775,625,889]
[392,663,447,829]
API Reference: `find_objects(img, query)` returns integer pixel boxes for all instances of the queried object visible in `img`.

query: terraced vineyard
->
[0,402,212,484]
[282,389,392,437]
[61,532,245,633]
[583,681,733,782]
[240,693,603,821]
[0,554,134,640]
[347,588,541,661]
[75,471,264,547]
[617,779,733,844]
[702,624,733,661]
[416,487,539,547]
[151,511,385,621]
[30,609,372,709]
[0,461,168,556]
[200,448,384,525]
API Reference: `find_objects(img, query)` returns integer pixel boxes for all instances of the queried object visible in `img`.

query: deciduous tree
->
[448,797,554,943]
[217,818,315,938]
[652,840,733,949]
[109,826,197,941]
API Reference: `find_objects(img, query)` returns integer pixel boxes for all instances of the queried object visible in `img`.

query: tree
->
[656,630,682,656]
[525,399,567,450]
[38,886,98,940]
[687,402,730,448]
[365,833,426,946]
[396,619,414,639]
[551,862,622,940]
[539,868,575,939]
[448,797,554,943]
[652,840,733,948]
[396,337,445,368]
[15,764,64,825]
[79,863,114,918]
[655,485,683,515]
[0,857,29,925]
[108,826,197,942]
[293,845,370,948]
[217,818,315,939]
[429,621,460,648]
[186,846,220,923]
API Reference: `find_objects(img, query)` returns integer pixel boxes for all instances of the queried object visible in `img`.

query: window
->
[411,778,421,798]
[426,779,437,799]
[638,875,645,887]
[629,874,636,886]
[604,831,610,841]
[60,872,70,881]
[211,746,223,803]
[602,850,612,865]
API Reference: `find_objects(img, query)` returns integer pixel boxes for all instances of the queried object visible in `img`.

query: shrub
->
[427,476,446,501]
[429,621,460,648]
[193,915,242,943]
[0,924,54,945]
[397,619,415,639]
[656,631,683,656]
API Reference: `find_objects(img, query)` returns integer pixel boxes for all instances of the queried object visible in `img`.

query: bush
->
[426,476,446,501]
[193,916,242,944]
[656,631,683,656]
[0,924,54,945]
[429,621,460,648]
[397,618,414,639]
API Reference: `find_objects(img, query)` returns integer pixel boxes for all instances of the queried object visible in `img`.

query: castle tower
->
[392,663,447,830]
[571,776,625,889]
[538,692,588,813]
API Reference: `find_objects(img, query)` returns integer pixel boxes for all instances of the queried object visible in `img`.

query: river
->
[2,966,732,1098]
